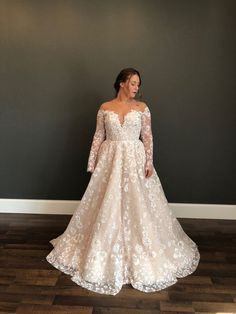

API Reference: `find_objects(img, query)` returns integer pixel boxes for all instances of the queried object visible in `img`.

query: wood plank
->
[160,301,194,312]
[15,304,92,313]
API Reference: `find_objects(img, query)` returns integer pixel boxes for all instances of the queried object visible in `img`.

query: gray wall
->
[0,0,235,203]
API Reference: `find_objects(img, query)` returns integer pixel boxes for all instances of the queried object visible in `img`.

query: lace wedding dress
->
[46,105,200,295]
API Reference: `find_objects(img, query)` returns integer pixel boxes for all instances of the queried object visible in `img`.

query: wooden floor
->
[0,213,236,314]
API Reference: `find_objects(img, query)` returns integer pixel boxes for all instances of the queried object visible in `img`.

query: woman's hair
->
[113,67,142,98]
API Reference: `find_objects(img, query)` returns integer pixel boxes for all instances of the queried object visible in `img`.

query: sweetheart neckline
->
[99,107,148,128]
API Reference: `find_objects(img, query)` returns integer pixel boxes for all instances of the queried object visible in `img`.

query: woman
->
[46,68,200,295]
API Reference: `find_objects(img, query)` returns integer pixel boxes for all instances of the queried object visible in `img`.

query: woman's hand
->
[145,161,154,178]
[87,166,94,173]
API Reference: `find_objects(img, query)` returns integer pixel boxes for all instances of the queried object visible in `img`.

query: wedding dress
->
[46,105,200,295]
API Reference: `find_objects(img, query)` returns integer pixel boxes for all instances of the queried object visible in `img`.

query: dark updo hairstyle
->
[113,67,142,98]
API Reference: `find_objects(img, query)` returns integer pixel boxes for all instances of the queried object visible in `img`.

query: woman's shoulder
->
[138,101,148,112]
[99,101,113,111]
[131,100,149,113]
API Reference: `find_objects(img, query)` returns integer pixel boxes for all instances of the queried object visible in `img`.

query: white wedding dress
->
[46,105,200,295]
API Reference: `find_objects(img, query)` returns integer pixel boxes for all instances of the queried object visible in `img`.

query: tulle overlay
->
[46,106,200,295]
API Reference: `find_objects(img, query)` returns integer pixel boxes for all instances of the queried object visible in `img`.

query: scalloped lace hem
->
[46,248,200,295]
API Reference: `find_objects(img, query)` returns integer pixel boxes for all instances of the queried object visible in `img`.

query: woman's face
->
[120,74,140,98]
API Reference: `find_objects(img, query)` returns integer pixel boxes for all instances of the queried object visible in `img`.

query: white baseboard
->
[0,198,235,219]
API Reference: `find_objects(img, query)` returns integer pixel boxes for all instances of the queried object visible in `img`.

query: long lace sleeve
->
[87,109,106,173]
[140,106,154,169]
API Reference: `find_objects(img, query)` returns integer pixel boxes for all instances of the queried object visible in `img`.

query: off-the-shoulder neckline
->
[97,107,150,127]
[98,106,149,114]
[98,106,149,128]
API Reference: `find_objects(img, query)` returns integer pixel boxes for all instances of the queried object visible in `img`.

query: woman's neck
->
[116,94,134,104]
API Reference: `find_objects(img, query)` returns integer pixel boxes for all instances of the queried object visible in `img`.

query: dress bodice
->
[100,108,147,141]
[87,105,154,173]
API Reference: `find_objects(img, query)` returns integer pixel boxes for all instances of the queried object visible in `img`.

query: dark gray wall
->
[0,0,235,203]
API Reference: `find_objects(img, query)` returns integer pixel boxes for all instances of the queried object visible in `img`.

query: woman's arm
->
[140,104,154,173]
[87,108,106,173]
